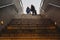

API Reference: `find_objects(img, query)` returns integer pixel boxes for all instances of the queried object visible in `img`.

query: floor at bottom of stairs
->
[0,33,60,40]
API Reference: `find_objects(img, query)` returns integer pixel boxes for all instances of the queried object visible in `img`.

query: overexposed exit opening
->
[22,0,43,14]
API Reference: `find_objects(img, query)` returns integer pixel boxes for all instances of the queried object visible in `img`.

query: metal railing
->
[0,3,14,8]
[48,3,60,8]
[17,0,23,13]
[39,0,44,13]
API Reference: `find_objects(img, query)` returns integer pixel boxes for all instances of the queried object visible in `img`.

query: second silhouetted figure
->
[31,5,37,15]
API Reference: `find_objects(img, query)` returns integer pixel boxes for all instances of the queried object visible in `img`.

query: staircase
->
[5,14,56,34]
[0,14,56,36]
[0,14,58,40]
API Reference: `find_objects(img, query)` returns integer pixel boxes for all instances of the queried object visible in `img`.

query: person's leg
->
[32,11,35,15]
[35,10,37,15]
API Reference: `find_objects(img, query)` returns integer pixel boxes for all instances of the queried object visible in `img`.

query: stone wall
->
[46,6,60,27]
[40,0,60,27]
[41,0,60,11]
[0,0,12,6]
[0,0,23,31]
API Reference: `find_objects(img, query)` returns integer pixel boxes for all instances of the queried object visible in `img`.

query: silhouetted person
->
[26,7,31,14]
[31,5,37,15]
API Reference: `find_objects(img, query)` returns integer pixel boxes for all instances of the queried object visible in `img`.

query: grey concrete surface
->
[0,0,12,6]
[40,0,60,27]
[41,0,60,11]
[0,0,23,31]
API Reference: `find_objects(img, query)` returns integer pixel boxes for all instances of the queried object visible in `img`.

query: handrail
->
[39,0,44,13]
[40,0,44,7]
[19,0,23,12]
[0,3,14,8]
[48,3,60,8]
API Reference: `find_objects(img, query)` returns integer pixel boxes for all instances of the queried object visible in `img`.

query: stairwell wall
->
[40,0,60,27]
[0,0,23,31]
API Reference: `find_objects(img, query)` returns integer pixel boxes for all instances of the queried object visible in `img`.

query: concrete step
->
[15,14,41,19]
[1,29,56,35]
[7,24,55,30]
[9,18,55,25]
[0,33,60,39]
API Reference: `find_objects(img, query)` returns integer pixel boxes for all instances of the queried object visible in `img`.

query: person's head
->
[31,4,35,8]
[27,7,30,9]
[31,4,34,7]
[27,7,29,8]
